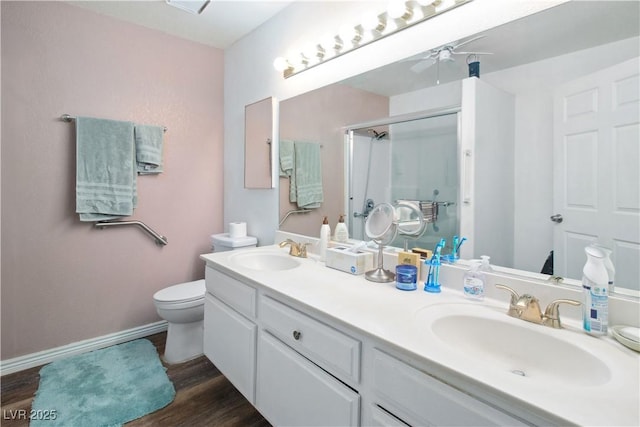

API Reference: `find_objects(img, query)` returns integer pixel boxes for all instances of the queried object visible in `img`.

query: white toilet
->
[153,233,257,364]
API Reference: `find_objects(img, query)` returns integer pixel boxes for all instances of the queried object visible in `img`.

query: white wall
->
[223,0,565,245]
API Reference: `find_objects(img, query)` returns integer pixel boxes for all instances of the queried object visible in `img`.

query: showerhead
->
[367,128,388,140]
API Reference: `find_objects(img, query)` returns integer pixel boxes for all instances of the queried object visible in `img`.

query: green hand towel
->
[135,124,164,174]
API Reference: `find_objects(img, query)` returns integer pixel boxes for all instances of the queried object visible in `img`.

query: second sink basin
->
[230,251,301,271]
[415,303,612,387]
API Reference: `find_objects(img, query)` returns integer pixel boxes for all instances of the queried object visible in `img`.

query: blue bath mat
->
[30,339,175,427]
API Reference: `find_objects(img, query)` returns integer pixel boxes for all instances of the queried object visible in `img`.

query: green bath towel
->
[76,116,136,221]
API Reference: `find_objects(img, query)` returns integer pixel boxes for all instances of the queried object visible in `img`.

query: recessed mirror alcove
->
[278,1,640,296]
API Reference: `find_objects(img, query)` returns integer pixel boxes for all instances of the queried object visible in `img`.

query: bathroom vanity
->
[200,242,639,426]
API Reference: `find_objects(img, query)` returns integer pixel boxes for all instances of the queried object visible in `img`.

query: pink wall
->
[279,84,388,236]
[1,2,224,359]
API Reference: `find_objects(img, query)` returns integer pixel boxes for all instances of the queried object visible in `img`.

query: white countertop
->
[201,245,640,426]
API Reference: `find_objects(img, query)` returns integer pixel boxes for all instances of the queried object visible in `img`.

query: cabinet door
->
[204,294,257,403]
[373,350,526,426]
[370,405,410,427]
[256,332,360,427]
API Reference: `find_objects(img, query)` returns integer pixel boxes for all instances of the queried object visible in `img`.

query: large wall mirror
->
[245,97,278,189]
[279,1,640,296]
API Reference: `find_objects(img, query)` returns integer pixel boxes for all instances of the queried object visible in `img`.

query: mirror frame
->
[244,96,279,189]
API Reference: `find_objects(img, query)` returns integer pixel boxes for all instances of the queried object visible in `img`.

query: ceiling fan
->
[408,35,493,83]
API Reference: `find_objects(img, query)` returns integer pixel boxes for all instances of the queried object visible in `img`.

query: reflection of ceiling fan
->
[409,35,493,83]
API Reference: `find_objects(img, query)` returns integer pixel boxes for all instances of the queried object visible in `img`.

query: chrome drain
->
[511,369,526,377]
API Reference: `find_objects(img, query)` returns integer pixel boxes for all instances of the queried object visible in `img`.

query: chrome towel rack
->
[61,114,167,133]
[279,208,312,227]
[95,220,168,246]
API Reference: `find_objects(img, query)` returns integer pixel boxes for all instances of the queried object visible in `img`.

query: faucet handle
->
[299,242,311,258]
[543,299,581,329]
[495,284,520,318]
[495,284,519,301]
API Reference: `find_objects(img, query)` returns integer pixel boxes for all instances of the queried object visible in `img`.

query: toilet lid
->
[153,279,205,304]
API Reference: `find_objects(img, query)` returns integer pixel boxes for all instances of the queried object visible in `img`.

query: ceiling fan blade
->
[400,53,435,63]
[410,58,436,73]
[451,34,486,50]
[452,51,494,55]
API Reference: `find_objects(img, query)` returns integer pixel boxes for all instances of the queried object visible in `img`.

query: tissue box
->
[326,246,374,275]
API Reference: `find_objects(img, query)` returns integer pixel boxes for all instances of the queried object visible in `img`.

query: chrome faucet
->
[495,284,581,329]
[279,239,310,258]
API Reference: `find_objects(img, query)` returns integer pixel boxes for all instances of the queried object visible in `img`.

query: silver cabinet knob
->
[292,330,301,340]
[550,214,563,223]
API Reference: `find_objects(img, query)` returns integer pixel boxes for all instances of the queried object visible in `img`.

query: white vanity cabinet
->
[203,267,257,403]
[203,262,530,427]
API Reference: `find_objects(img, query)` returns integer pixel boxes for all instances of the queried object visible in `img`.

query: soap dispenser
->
[479,255,493,273]
[319,216,330,261]
[463,260,484,300]
[334,215,349,243]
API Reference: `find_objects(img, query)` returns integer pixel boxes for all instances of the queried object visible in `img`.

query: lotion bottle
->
[582,246,609,335]
[319,216,330,261]
[334,215,349,243]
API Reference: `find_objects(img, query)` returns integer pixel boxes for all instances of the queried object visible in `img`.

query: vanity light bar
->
[273,0,473,78]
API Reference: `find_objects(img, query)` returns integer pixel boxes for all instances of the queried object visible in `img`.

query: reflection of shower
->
[369,129,388,140]
[353,129,389,224]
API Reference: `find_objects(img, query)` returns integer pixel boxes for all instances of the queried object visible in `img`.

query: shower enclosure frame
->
[344,105,461,242]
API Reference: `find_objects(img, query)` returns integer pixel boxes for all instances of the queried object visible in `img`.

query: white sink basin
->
[230,251,301,271]
[415,303,612,387]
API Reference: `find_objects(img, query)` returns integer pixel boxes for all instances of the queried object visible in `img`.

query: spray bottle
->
[592,244,615,294]
[582,246,609,335]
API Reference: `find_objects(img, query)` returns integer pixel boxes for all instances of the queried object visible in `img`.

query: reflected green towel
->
[294,141,323,208]
[76,117,136,221]
[280,139,296,203]
[279,139,294,177]
[135,124,164,174]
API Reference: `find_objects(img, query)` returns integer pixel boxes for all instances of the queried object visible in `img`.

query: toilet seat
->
[153,279,205,309]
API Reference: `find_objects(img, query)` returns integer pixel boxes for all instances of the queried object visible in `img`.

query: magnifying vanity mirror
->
[278,1,639,296]
[245,97,278,189]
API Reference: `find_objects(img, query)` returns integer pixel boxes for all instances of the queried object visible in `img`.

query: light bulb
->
[339,24,361,47]
[362,11,385,32]
[321,34,341,52]
[273,57,290,72]
[387,0,412,20]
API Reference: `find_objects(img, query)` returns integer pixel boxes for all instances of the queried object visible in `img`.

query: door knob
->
[550,214,563,223]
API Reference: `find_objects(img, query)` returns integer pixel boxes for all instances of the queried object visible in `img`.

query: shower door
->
[347,109,460,254]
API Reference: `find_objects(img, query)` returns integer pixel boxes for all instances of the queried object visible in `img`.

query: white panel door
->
[553,58,640,291]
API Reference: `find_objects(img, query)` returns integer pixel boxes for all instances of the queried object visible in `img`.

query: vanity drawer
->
[260,296,361,383]
[372,349,526,426]
[205,266,256,318]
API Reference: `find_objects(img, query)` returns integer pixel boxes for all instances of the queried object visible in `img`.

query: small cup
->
[395,264,417,291]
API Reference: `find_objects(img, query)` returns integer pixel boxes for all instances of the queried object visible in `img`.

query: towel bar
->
[61,114,167,133]
[95,220,168,246]
[279,208,312,227]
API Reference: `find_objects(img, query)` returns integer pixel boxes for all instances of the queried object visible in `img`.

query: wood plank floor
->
[1,333,271,427]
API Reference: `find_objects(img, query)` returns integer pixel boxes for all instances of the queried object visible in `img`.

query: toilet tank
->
[211,233,258,252]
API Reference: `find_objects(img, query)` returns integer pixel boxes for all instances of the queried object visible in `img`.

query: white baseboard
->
[0,321,168,376]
